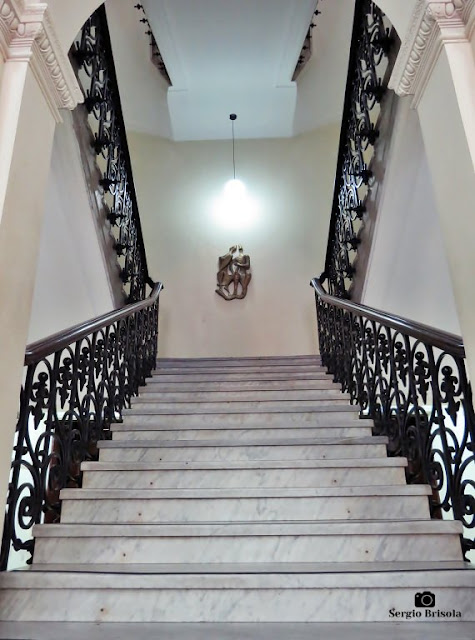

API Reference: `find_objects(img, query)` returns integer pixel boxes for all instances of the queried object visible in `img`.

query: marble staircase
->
[0,354,474,628]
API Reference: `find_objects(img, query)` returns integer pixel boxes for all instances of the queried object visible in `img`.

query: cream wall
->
[0,65,59,515]
[128,125,339,357]
[27,111,116,343]
[362,95,461,335]
[416,46,475,381]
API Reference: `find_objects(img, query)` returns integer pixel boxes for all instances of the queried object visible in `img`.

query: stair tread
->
[98,436,388,448]
[97,436,388,449]
[33,520,463,537]
[153,363,325,369]
[25,560,472,574]
[126,403,353,412]
[123,405,358,415]
[131,397,351,405]
[135,390,347,397]
[0,621,474,640]
[155,359,323,365]
[3,567,474,589]
[60,486,432,500]
[139,390,341,396]
[156,355,321,363]
[139,380,341,390]
[151,368,327,372]
[111,421,373,431]
[151,369,327,377]
[82,457,408,471]
[146,374,332,381]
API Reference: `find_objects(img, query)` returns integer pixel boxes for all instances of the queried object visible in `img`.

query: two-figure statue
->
[216,245,252,300]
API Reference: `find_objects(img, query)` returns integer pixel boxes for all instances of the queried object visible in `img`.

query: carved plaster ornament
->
[0,0,83,119]
[216,245,251,301]
[389,0,474,107]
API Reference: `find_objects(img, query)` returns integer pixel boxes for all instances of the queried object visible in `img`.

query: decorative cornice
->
[389,0,473,107]
[0,1,44,60]
[0,0,83,121]
[0,0,22,59]
[30,10,84,118]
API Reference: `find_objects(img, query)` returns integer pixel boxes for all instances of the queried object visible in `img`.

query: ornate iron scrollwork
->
[0,287,161,570]
[72,5,152,303]
[292,3,321,81]
[312,279,475,560]
[323,0,394,298]
[134,3,172,86]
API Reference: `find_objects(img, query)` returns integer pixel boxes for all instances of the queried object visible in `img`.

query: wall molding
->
[389,0,475,107]
[0,0,82,121]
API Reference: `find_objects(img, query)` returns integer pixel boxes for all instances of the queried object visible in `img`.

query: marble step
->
[31,520,463,565]
[97,436,389,462]
[2,622,474,640]
[123,404,357,415]
[26,560,471,573]
[124,400,353,414]
[59,486,432,524]
[121,409,366,430]
[139,380,341,392]
[81,457,409,489]
[156,355,322,368]
[1,567,473,623]
[111,425,372,441]
[133,389,348,402]
[151,365,327,376]
[145,372,331,383]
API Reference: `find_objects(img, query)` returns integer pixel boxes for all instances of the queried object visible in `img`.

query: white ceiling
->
[106,0,355,141]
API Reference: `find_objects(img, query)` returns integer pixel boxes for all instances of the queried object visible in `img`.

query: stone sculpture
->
[216,245,251,300]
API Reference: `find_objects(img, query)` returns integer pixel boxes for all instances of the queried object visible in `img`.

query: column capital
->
[389,0,475,106]
[0,0,83,120]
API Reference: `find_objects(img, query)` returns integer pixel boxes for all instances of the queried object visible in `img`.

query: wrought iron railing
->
[0,283,163,570]
[292,2,321,81]
[134,3,172,86]
[72,5,152,303]
[323,0,394,298]
[311,277,475,559]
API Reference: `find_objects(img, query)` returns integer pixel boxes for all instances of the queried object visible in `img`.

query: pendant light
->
[231,113,237,179]
[213,112,258,229]
[224,113,245,198]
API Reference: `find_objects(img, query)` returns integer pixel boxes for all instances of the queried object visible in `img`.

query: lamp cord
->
[232,119,236,180]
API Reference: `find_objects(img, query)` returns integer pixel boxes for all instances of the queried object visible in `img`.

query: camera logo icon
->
[415,591,435,608]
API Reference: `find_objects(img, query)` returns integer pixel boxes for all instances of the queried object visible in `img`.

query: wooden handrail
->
[25,282,163,365]
[310,277,464,357]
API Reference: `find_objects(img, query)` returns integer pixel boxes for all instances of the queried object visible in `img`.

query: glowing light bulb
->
[211,179,260,230]
[224,179,246,198]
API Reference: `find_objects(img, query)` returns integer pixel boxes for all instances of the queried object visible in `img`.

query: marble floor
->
[0,622,475,640]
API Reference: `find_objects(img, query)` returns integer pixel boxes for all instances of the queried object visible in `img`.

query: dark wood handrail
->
[311,277,464,357]
[25,282,163,365]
